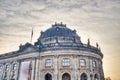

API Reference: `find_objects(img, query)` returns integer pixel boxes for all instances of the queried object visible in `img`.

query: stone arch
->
[45,73,52,80]
[12,62,19,70]
[3,63,11,79]
[4,63,11,71]
[62,73,71,80]
[80,73,88,80]
[94,74,99,80]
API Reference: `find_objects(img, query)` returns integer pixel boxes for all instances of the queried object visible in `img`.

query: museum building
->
[0,22,104,80]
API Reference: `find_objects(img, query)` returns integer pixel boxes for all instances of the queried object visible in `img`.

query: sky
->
[0,0,120,79]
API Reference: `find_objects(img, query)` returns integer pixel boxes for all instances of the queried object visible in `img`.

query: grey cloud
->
[0,0,120,46]
[0,32,29,38]
[0,0,120,79]
[0,0,119,24]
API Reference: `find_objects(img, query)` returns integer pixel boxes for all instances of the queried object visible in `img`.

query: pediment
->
[18,42,38,53]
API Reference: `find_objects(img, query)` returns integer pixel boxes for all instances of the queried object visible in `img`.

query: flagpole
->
[30,27,33,43]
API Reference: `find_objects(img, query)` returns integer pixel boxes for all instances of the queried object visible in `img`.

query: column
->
[73,55,78,80]
[90,59,94,80]
[31,58,36,80]
[54,54,58,80]
[39,55,42,80]
[35,57,40,80]
[17,60,21,80]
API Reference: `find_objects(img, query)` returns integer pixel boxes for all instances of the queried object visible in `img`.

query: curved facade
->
[0,22,104,80]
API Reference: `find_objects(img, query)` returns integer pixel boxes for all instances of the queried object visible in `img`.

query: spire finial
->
[87,38,90,46]
[55,22,57,26]
[30,27,33,43]
[96,42,99,48]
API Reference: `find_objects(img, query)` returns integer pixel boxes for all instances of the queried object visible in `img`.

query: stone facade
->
[0,23,104,80]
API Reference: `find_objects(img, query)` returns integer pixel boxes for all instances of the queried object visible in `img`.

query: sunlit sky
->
[0,0,120,79]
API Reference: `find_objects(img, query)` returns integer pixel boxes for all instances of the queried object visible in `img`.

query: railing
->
[39,43,103,57]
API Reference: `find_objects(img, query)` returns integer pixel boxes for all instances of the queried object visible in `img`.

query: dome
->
[39,22,79,39]
[35,22,81,49]
[34,22,103,57]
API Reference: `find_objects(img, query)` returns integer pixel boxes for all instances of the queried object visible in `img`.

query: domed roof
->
[39,22,79,39]
[34,22,103,57]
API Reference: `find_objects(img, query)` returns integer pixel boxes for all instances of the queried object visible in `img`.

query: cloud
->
[0,0,119,43]
[0,0,120,79]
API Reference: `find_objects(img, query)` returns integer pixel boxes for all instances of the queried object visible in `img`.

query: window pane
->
[80,59,86,66]
[13,63,17,70]
[5,65,10,71]
[11,71,15,79]
[93,61,96,67]
[63,58,70,66]
[4,72,7,79]
[45,59,52,67]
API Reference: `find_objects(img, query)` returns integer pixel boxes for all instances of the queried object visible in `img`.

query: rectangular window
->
[62,58,70,66]
[45,59,52,67]
[80,59,86,66]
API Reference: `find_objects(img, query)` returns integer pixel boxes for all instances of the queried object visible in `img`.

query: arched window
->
[5,64,10,71]
[0,65,3,80]
[10,62,18,80]
[45,73,52,80]
[3,64,10,80]
[2,64,12,80]
[94,74,98,80]
[62,58,70,66]
[45,59,52,67]
[0,65,3,72]
[62,73,71,80]
[92,61,97,67]
[11,71,15,80]
[3,72,7,79]
[13,63,17,70]
[80,59,86,67]
[80,73,88,80]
